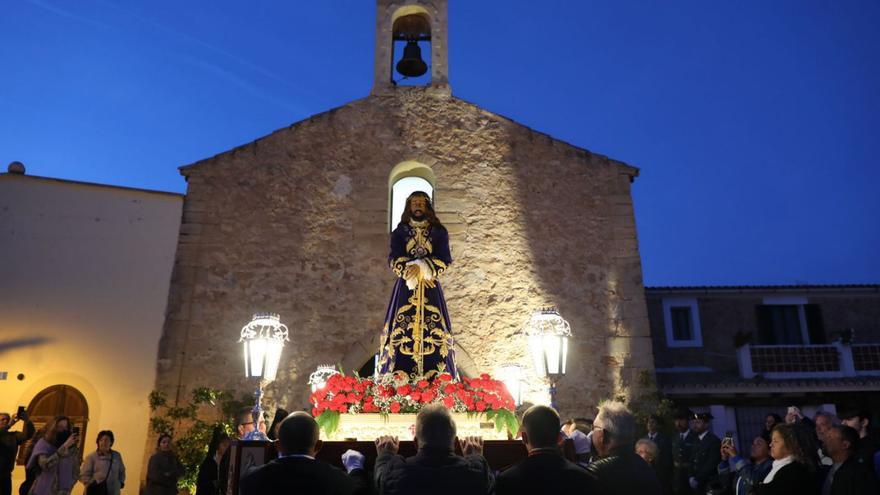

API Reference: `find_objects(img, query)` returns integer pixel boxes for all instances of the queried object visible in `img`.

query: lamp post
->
[238,313,289,441]
[498,363,525,408]
[524,308,571,410]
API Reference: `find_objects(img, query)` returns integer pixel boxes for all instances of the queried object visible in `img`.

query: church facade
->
[153,0,653,436]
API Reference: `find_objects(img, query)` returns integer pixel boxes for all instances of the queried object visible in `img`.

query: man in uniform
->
[688,412,721,494]
[671,408,697,495]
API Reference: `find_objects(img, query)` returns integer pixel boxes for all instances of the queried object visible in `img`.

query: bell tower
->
[372,0,450,95]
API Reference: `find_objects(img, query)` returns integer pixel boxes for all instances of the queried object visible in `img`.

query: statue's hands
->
[404,264,420,280]
[375,435,400,455]
[459,436,484,456]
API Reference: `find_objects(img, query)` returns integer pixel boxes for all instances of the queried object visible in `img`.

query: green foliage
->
[485,409,519,437]
[616,370,676,436]
[315,410,341,437]
[148,387,249,493]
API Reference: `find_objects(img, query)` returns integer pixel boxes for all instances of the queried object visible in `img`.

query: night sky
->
[2,0,878,286]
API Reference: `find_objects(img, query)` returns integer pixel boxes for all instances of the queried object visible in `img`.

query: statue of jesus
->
[376,191,457,379]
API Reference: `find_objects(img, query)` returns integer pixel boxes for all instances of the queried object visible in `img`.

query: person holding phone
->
[26,416,80,495]
[0,408,35,495]
[717,431,773,495]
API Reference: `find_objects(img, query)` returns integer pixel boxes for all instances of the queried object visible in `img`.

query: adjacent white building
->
[0,163,182,492]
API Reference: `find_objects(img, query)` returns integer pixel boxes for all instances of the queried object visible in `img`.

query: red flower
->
[443,396,455,408]
[311,408,319,416]
[389,401,402,413]
[480,373,491,380]
[476,401,487,412]
[438,373,453,382]
[421,392,435,403]
[410,391,422,402]
[417,380,430,389]
[443,384,457,395]
[397,385,412,396]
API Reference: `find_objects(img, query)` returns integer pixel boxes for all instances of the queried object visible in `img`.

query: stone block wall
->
[153,87,653,433]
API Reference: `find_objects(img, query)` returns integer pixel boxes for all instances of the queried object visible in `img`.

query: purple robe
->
[26,438,78,495]
[377,219,457,379]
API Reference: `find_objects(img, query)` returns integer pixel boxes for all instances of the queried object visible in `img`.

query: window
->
[662,298,702,347]
[756,297,825,345]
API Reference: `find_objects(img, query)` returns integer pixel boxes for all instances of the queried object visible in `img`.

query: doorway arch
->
[16,384,89,464]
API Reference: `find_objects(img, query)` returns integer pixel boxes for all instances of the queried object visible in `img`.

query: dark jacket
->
[374,447,493,495]
[717,455,772,495]
[647,432,674,495]
[823,456,879,495]
[753,461,820,495]
[196,455,221,495]
[584,451,662,495]
[240,456,368,495]
[671,430,698,495]
[0,421,35,476]
[145,450,185,495]
[496,451,594,495]
[691,431,722,491]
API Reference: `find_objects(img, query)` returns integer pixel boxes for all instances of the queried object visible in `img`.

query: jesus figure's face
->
[410,196,428,218]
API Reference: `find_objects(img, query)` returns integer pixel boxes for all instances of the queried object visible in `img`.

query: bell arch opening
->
[391,6,432,85]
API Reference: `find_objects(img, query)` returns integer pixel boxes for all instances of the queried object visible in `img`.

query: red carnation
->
[311,407,319,416]
[410,391,422,402]
[476,401,487,412]
[438,373,453,382]
[443,384,456,395]
[443,396,455,408]
[417,379,430,389]
[389,401,402,413]
[397,385,412,396]
[421,392,435,403]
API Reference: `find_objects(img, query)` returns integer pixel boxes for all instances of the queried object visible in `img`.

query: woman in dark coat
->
[754,423,820,495]
[146,434,185,495]
[196,430,230,495]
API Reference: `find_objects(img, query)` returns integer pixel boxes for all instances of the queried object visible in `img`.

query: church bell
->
[396,41,428,78]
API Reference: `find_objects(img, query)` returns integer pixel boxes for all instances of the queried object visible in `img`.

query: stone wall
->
[154,87,653,431]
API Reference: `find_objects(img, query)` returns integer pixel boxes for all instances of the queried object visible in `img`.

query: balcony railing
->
[738,342,880,379]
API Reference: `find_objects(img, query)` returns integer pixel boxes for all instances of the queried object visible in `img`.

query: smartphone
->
[722,430,734,445]
[16,406,26,417]
[71,426,80,436]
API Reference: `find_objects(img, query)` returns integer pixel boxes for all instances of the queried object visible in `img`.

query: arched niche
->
[388,161,436,231]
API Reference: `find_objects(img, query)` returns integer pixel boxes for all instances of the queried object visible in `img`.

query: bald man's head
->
[276,412,321,456]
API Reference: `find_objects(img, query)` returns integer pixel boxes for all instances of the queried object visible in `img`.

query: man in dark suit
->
[496,405,594,495]
[688,412,721,494]
[821,425,879,495]
[239,411,369,495]
[671,409,698,495]
[373,403,493,495]
[585,400,662,495]
[646,414,673,495]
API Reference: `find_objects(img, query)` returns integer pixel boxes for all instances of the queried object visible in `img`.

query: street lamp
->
[524,308,571,410]
[498,363,525,407]
[238,313,289,441]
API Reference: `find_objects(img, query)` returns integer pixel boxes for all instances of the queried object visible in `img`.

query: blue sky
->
[2,0,878,286]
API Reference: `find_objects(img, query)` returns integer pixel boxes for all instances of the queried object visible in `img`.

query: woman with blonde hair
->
[25,416,80,495]
[754,423,820,494]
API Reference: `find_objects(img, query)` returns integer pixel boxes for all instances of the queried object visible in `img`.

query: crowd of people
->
[0,410,194,495]
[2,402,879,494]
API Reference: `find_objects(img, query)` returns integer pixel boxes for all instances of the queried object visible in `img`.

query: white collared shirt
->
[278,453,315,460]
[698,430,709,441]
[763,455,794,484]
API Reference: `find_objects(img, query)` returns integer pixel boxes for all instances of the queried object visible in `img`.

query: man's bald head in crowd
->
[522,405,562,450]
[276,411,322,456]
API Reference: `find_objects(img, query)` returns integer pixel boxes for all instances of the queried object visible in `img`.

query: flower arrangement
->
[309,372,519,437]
